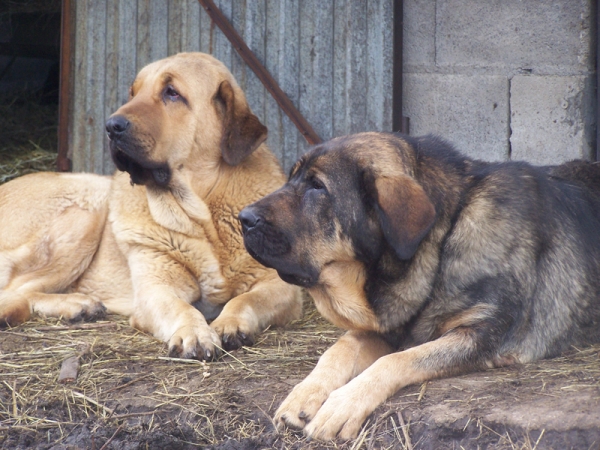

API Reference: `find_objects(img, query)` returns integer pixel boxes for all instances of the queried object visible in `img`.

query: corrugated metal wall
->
[69,0,394,174]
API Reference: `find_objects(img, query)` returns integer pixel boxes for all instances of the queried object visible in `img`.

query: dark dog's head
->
[239,132,436,289]
[106,52,267,189]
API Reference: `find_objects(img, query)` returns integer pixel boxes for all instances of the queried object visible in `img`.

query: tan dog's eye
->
[164,85,180,102]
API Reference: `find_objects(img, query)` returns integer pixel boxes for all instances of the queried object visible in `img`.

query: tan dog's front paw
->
[303,382,375,441]
[210,310,258,351]
[68,298,107,323]
[274,380,331,430]
[167,324,222,360]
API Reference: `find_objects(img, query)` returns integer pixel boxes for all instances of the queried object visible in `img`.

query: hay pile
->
[0,303,351,449]
[0,94,58,184]
[1,300,599,449]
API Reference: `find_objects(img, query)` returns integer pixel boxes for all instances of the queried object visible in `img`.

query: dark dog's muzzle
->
[239,206,290,260]
[239,205,319,287]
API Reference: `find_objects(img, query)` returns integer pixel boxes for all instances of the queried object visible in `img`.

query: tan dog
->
[0,52,302,359]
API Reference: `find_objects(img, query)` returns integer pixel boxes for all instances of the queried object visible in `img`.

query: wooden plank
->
[229,0,246,88]
[117,1,138,108]
[200,0,321,153]
[382,0,394,131]
[278,0,300,171]
[367,0,389,131]
[70,0,88,172]
[137,0,151,69]
[181,0,202,52]
[103,0,120,174]
[298,0,315,158]
[212,0,233,71]
[57,0,73,172]
[311,1,334,142]
[348,1,368,134]
[137,0,169,70]
[70,0,107,173]
[263,0,283,163]
[150,0,169,61]
[372,0,395,132]
[87,0,108,173]
[243,0,266,122]
[333,0,349,138]
[199,0,213,53]
[168,1,184,55]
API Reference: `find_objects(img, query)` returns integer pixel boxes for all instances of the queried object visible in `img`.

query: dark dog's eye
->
[309,177,326,191]
[164,85,180,101]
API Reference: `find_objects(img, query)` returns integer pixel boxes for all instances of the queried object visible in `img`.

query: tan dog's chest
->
[106,172,234,306]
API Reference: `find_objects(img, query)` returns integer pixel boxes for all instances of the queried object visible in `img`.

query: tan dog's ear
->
[369,174,436,260]
[217,80,268,166]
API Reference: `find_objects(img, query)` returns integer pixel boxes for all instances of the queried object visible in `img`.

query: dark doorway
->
[0,0,61,183]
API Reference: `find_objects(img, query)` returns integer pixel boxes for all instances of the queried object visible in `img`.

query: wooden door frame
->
[57,0,73,171]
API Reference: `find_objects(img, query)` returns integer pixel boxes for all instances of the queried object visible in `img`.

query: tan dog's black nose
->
[106,115,130,138]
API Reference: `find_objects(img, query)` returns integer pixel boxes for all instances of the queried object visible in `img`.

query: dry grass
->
[0,94,58,184]
[0,304,350,448]
[1,301,599,449]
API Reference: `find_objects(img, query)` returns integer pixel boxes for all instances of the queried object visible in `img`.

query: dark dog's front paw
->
[274,380,331,431]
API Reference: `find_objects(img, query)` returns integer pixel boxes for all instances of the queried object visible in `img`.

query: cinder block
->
[436,0,593,71]
[403,0,436,68]
[510,75,595,164]
[403,73,509,161]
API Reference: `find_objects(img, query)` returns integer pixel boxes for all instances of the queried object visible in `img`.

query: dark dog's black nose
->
[239,207,261,231]
[106,115,130,137]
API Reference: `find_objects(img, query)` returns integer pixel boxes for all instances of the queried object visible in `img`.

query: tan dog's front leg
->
[274,331,393,430]
[210,274,302,350]
[127,252,221,360]
[130,284,221,360]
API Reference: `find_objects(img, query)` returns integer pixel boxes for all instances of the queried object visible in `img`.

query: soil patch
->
[1,302,599,450]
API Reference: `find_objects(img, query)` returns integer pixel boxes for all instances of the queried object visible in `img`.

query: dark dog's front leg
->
[274,330,393,431]
[303,326,491,440]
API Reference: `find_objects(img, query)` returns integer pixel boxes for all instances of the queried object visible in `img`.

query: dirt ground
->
[1,299,599,450]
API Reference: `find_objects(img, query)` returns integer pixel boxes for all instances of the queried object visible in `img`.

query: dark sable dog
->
[239,132,600,441]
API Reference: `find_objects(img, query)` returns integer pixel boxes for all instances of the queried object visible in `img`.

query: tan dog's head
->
[239,132,437,288]
[106,52,267,188]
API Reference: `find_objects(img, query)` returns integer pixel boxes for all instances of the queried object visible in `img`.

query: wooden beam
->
[393,0,409,134]
[57,0,74,172]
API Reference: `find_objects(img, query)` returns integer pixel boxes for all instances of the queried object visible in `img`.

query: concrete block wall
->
[403,0,596,163]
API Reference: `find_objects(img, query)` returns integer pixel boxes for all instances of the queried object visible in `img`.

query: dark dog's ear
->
[216,80,268,166]
[368,174,436,260]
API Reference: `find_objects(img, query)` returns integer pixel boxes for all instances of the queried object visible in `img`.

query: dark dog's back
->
[549,160,600,197]
[419,143,600,360]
